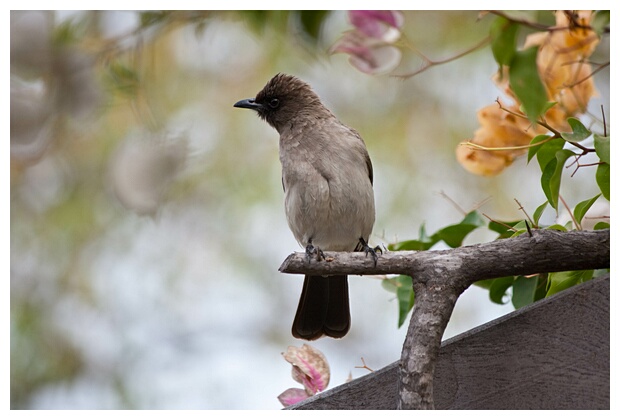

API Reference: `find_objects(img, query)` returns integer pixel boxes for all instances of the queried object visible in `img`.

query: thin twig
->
[515,198,534,227]
[570,160,603,177]
[497,100,564,138]
[482,213,518,233]
[567,153,585,176]
[486,10,554,31]
[394,35,490,79]
[472,196,493,211]
[487,10,594,33]
[564,61,610,88]
[438,190,467,216]
[354,357,375,373]
[459,139,551,152]
[559,194,580,230]
[494,100,596,153]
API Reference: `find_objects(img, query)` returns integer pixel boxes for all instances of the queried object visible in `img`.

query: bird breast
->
[279,121,375,252]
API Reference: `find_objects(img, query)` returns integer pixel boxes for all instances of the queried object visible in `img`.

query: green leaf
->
[461,210,486,226]
[433,211,485,248]
[591,10,610,35]
[242,10,288,34]
[512,275,538,309]
[107,62,141,96]
[574,194,601,226]
[390,212,485,251]
[540,158,558,210]
[383,275,415,327]
[509,47,548,121]
[594,222,610,230]
[389,239,434,251]
[596,163,610,201]
[508,220,529,238]
[490,17,519,66]
[435,225,476,248]
[488,219,521,239]
[542,101,558,113]
[295,11,330,43]
[139,11,171,28]
[560,117,592,142]
[536,138,566,172]
[546,224,567,231]
[593,268,610,278]
[510,229,529,238]
[381,276,400,294]
[489,276,515,304]
[473,279,495,290]
[53,21,79,45]
[546,270,593,297]
[541,149,576,209]
[534,274,549,302]
[532,201,548,227]
[594,134,610,164]
[389,223,437,251]
[394,275,414,327]
[527,134,552,163]
[418,223,431,243]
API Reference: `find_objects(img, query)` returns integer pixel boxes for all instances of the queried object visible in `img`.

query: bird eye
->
[268,98,280,109]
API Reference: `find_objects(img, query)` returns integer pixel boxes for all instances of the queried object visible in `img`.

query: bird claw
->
[357,237,382,266]
[306,243,325,262]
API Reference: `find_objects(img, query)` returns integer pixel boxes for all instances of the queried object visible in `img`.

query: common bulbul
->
[234,73,377,340]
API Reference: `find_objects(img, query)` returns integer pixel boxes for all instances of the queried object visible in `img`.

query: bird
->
[234,73,378,340]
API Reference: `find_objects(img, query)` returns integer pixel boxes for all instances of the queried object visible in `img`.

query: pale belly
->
[284,175,375,252]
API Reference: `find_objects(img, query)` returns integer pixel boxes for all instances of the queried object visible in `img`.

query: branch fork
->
[279,229,610,409]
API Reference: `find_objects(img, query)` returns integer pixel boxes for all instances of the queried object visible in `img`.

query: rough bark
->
[279,228,610,409]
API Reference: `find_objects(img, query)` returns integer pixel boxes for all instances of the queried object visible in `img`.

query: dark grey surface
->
[291,274,610,409]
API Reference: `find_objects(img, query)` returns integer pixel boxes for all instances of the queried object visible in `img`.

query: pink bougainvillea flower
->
[278,344,330,407]
[282,344,330,394]
[330,30,402,75]
[331,10,404,74]
[277,388,311,407]
[349,10,404,42]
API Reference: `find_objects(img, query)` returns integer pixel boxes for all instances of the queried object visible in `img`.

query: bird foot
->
[356,237,382,266]
[305,243,326,262]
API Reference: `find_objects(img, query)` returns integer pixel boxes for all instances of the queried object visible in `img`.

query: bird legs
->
[356,237,382,266]
[305,238,382,265]
[305,240,326,262]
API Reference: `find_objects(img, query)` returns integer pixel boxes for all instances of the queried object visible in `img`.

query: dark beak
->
[233,98,263,111]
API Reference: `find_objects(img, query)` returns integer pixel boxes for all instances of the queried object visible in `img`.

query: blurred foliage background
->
[10,10,609,409]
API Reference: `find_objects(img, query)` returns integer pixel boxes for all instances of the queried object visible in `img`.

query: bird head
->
[233,73,328,133]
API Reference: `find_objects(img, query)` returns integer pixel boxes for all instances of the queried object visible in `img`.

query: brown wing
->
[349,127,374,185]
[365,151,374,186]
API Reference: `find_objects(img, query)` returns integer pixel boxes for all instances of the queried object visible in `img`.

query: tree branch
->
[279,229,610,409]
